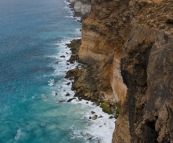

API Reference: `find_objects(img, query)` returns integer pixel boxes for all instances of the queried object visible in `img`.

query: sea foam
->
[14,128,21,141]
[43,2,116,142]
[49,40,116,143]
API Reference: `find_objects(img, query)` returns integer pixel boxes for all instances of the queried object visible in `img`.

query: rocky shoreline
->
[65,39,119,118]
[66,0,173,142]
[67,0,91,22]
[65,0,119,118]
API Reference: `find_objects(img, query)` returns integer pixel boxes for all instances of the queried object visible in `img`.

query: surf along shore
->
[59,1,117,142]
[66,0,173,143]
[65,0,119,118]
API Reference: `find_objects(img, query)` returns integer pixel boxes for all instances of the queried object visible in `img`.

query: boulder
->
[91,115,98,120]
[67,97,76,102]
[74,1,82,13]
[81,4,91,15]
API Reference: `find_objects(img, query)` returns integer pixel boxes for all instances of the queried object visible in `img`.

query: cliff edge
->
[112,0,173,142]
[68,0,173,142]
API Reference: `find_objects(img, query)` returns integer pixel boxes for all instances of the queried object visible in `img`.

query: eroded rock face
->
[74,1,83,13]
[68,0,91,20]
[114,27,173,143]
[79,30,109,63]
[111,53,127,105]
[112,0,173,142]
[81,4,91,14]
[68,0,173,142]
[78,0,131,105]
[73,1,91,14]
[113,24,158,143]
[144,32,173,143]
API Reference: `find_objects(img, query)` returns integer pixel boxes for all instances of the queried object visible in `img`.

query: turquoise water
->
[0,0,115,143]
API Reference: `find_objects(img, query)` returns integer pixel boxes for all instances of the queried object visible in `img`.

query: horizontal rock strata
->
[67,0,173,142]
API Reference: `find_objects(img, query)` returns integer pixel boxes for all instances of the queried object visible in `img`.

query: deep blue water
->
[0,0,115,143]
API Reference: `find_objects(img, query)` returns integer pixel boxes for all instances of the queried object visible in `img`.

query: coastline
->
[65,35,119,118]
[65,0,119,116]
[65,0,91,22]
[62,1,116,142]
[51,30,115,142]
[62,39,116,143]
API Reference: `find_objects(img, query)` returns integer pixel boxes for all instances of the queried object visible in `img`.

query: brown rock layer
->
[67,0,173,142]
[112,0,173,143]
[78,0,131,106]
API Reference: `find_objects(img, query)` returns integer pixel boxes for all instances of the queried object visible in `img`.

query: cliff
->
[68,0,173,142]
[112,1,173,142]
[68,0,91,21]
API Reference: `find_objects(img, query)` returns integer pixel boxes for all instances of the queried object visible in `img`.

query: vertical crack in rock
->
[67,0,173,142]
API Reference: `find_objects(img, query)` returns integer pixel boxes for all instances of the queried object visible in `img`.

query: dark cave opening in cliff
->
[144,120,158,143]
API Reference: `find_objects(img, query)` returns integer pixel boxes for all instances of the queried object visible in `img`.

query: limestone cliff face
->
[78,0,131,105]
[77,0,173,142]
[113,27,173,143]
[113,1,173,142]
[68,0,91,20]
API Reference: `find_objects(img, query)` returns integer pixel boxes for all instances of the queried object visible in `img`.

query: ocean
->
[0,0,115,142]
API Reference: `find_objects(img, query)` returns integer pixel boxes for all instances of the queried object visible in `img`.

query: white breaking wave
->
[43,1,116,142]
[71,99,116,143]
[50,74,116,143]
[14,128,21,141]
[48,35,116,143]
[48,79,55,86]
